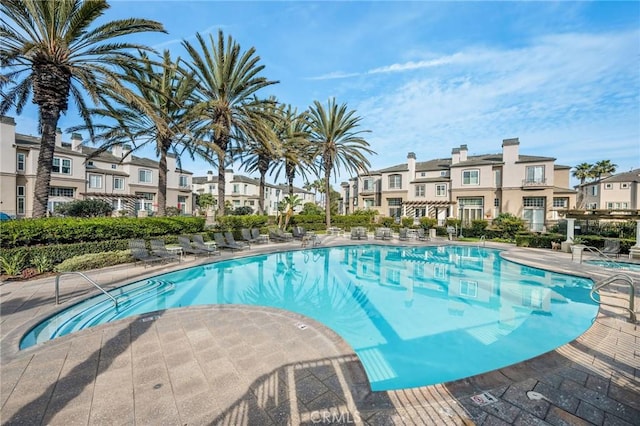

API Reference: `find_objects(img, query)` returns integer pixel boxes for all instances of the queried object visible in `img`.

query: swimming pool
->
[585,259,640,272]
[22,245,598,391]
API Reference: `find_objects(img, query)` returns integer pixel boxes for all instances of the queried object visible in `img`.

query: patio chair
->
[129,239,164,266]
[358,227,369,240]
[192,234,221,256]
[213,232,241,251]
[398,228,409,241]
[291,226,307,240]
[416,228,429,241]
[241,228,258,244]
[269,229,293,243]
[224,231,250,249]
[350,228,360,240]
[383,228,392,240]
[150,239,181,262]
[374,228,385,240]
[178,235,211,257]
[251,228,269,244]
[602,239,621,258]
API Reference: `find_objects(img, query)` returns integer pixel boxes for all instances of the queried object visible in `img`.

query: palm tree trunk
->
[258,172,266,215]
[217,151,226,217]
[33,111,61,217]
[324,169,332,228]
[157,147,168,216]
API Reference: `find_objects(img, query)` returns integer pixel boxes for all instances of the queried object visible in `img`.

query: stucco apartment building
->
[340,138,577,232]
[0,116,193,217]
[192,170,315,216]
[579,169,640,210]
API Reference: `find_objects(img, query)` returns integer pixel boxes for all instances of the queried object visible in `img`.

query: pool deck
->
[1,236,638,425]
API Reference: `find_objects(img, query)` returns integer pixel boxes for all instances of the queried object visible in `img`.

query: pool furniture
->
[213,233,241,251]
[398,228,410,241]
[129,239,164,266]
[269,229,293,242]
[416,228,429,241]
[602,239,621,258]
[374,228,385,240]
[350,227,368,240]
[178,236,211,257]
[251,228,269,244]
[150,239,181,262]
[191,235,221,256]
[224,231,250,249]
[291,226,307,240]
[241,228,260,244]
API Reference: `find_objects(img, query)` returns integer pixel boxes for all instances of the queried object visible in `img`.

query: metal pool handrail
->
[55,271,118,307]
[581,245,619,268]
[590,273,636,323]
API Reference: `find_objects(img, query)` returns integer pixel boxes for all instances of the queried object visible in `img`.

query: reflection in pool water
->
[22,245,598,391]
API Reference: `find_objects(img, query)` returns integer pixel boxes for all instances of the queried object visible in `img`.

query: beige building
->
[580,169,640,210]
[340,138,577,231]
[0,116,192,217]
[192,170,315,216]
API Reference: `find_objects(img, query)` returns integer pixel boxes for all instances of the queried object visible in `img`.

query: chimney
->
[112,144,123,158]
[71,133,83,152]
[55,128,62,147]
[459,144,468,162]
[207,170,214,182]
[502,138,520,163]
[123,144,132,158]
[451,147,460,165]
[224,168,234,183]
[407,152,416,179]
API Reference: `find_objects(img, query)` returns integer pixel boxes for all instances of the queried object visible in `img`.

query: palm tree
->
[71,50,198,216]
[278,194,302,229]
[182,30,277,218]
[592,160,617,181]
[572,163,593,185]
[306,98,375,228]
[270,106,314,198]
[0,0,164,217]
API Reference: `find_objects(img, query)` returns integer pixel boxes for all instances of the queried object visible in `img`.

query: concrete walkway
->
[1,237,638,425]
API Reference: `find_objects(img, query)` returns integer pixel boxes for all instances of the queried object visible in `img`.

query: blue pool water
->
[22,245,598,391]
[585,259,640,272]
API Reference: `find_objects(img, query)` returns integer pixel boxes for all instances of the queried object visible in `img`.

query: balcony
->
[522,178,547,189]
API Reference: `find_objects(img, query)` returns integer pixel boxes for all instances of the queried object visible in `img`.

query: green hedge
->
[515,234,634,253]
[0,216,205,249]
[55,250,133,272]
[216,215,269,231]
[0,239,131,267]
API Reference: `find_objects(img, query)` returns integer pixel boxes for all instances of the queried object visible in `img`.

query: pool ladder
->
[577,245,619,268]
[590,273,636,323]
[55,271,118,307]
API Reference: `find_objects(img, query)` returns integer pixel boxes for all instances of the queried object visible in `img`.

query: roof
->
[553,186,577,194]
[601,169,640,184]
[410,177,451,183]
[85,165,129,177]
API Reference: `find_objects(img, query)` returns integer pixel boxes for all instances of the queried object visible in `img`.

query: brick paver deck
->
[1,237,638,425]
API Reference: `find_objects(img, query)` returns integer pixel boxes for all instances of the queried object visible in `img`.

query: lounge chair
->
[224,231,250,249]
[374,228,385,240]
[192,234,221,256]
[416,228,429,241]
[213,232,241,251]
[383,228,392,240]
[178,235,211,257]
[602,239,621,258]
[398,228,409,241]
[129,239,164,266]
[150,239,181,262]
[292,226,307,240]
[269,229,293,242]
[251,228,269,244]
[241,228,259,244]
[357,227,369,240]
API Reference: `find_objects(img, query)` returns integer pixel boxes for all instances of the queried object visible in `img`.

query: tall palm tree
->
[182,30,277,218]
[71,50,198,216]
[0,0,164,217]
[572,163,593,185]
[306,98,375,228]
[592,160,617,181]
[270,106,314,198]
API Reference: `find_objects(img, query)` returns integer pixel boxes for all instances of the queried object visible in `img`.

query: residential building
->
[0,116,192,217]
[340,138,577,231]
[191,170,315,215]
[580,169,640,210]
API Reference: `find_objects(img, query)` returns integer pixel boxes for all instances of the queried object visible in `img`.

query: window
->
[494,169,502,187]
[388,174,402,189]
[523,197,545,232]
[138,169,152,183]
[113,177,124,190]
[87,161,94,166]
[52,157,72,175]
[553,198,568,208]
[232,184,240,194]
[494,198,500,207]
[606,202,629,210]
[177,195,188,213]
[16,186,25,215]
[621,183,630,189]
[16,153,25,172]
[363,178,374,191]
[388,197,402,218]
[587,202,597,209]
[414,207,426,217]
[525,165,545,184]
[208,184,215,193]
[88,174,103,189]
[458,197,484,225]
[604,183,613,190]
[523,197,545,207]
[459,280,478,298]
[50,187,74,197]
[462,169,479,185]
[179,175,188,188]
[415,184,425,197]
[364,199,374,208]
[136,192,154,212]
[421,172,426,177]
[436,184,447,197]
[590,186,598,196]
[111,164,117,169]
[440,170,448,177]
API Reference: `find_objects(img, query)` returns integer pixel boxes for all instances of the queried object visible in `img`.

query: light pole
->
[459,202,465,238]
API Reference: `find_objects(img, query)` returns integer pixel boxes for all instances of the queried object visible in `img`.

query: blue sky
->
[9,1,640,187]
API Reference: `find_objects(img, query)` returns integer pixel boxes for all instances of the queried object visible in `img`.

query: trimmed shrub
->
[0,216,205,249]
[419,217,438,229]
[55,250,133,272]
[515,233,565,249]
[55,199,113,217]
[491,213,526,239]
[216,215,269,231]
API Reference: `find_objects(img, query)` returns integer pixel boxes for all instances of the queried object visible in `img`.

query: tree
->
[572,162,593,185]
[0,0,164,217]
[55,199,113,217]
[72,50,197,216]
[592,160,617,181]
[197,193,215,209]
[278,194,302,229]
[305,98,375,228]
[183,30,277,218]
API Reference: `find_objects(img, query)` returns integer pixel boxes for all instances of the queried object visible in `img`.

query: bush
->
[401,217,414,228]
[515,233,565,249]
[0,216,205,249]
[491,213,526,240]
[0,251,27,276]
[216,215,269,231]
[165,207,181,216]
[301,203,324,215]
[471,219,488,232]
[232,206,254,216]
[55,199,113,217]
[419,217,437,229]
[55,250,133,272]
